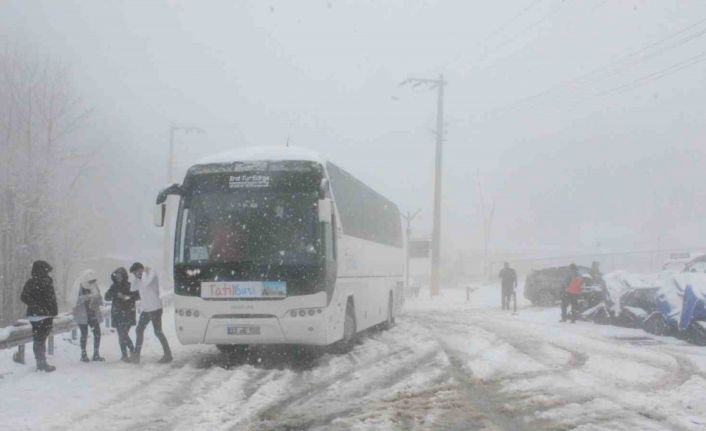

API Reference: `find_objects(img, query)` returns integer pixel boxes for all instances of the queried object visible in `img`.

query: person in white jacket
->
[72,269,104,362]
[129,262,172,364]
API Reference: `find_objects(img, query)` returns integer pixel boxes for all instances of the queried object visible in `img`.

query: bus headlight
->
[287,308,324,318]
[177,308,201,318]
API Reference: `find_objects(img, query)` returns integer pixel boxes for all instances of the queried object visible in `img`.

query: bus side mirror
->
[154,203,166,227]
[318,198,332,223]
[154,183,182,227]
[156,183,182,205]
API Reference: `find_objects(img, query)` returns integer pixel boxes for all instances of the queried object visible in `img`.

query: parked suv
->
[524,264,606,308]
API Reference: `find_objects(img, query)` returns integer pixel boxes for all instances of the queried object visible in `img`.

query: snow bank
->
[0,326,13,342]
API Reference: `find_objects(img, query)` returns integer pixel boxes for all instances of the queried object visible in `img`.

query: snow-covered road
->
[2,285,706,431]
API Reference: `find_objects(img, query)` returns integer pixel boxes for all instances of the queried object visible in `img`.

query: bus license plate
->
[227,326,260,336]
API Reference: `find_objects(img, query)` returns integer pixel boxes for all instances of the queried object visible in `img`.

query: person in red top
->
[561,263,583,323]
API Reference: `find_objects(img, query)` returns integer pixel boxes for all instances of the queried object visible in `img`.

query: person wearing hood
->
[104,267,139,362]
[20,260,58,372]
[72,269,104,362]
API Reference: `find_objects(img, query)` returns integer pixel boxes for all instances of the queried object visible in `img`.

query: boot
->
[92,352,105,362]
[81,352,90,363]
[120,353,130,363]
[130,351,141,364]
[158,353,173,364]
[37,361,56,372]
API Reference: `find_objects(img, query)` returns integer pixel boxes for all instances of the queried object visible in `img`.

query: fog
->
[4,3,706,427]
[2,0,706,281]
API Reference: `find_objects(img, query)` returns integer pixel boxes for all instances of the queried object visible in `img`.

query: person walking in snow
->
[20,260,58,372]
[498,262,517,310]
[105,267,139,362]
[561,263,583,323]
[72,270,105,362]
[130,262,172,364]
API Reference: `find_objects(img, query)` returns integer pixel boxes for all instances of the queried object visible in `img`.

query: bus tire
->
[382,292,394,330]
[333,301,356,354]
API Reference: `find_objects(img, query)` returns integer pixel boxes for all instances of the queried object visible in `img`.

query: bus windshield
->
[179,190,320,265]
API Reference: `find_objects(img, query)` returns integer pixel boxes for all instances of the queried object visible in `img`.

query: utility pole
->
[163,124,205,285]
[402,209,421,293]
[400,74,447,297]
[477,173,495,280]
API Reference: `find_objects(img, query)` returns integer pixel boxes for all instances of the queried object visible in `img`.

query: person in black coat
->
[20,260,58,372]
[104,267,139,362]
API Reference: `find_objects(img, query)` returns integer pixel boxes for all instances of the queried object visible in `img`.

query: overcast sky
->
[3,0,706,259]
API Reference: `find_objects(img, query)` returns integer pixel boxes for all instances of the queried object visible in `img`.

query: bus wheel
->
[382,293,394,330]
[333,302,356,354]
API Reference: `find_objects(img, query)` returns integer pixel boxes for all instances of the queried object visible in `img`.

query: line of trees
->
[0,47,93,326]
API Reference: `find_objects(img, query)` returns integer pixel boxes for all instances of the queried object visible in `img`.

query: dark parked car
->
[524,264,606,309]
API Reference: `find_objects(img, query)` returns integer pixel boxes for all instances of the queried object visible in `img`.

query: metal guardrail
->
[0,307,110,364]
[1,292,173,364]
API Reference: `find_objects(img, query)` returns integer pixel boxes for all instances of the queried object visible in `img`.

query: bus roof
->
[196,146,325,165]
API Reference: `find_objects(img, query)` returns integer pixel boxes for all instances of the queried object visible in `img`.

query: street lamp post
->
[403,209,421,293]
[400,74,447,297]
[162,124,204,284]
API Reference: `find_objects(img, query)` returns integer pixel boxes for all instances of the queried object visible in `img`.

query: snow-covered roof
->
[196,146,325,165]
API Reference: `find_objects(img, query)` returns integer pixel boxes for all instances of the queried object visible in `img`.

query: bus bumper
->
[173,295,332,346]
[197,314,329,345]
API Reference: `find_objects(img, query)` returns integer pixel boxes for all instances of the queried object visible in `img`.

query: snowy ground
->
[1,283,706,431]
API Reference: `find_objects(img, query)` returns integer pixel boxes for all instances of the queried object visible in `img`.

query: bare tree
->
[0,46,91,325]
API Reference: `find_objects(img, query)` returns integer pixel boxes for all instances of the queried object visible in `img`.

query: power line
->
[467,0,567,72]
[481,0,544,45]
[447,1,544,73]
[602,50,706,96]
[471,15,706,122]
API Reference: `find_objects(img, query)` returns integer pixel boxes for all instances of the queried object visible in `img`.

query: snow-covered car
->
[524,265,605,309]
[586,271,661,328]
[644,272,706,345]
[661,251,705,272]
[684,254,706,273]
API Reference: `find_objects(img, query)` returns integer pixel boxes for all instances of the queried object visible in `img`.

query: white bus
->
[155,146,404,352]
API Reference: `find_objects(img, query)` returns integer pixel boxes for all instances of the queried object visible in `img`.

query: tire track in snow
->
[409,312,556,429]
[416,310,703,431]
[50,355,199,431]
[245,346,421,428]
[410,311,649,430]
[120,366,248,431]
[252,348,444,430]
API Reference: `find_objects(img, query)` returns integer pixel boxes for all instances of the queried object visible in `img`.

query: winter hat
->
[111,267,129,284]
[31,260,52,277]
[71,269,101,301]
